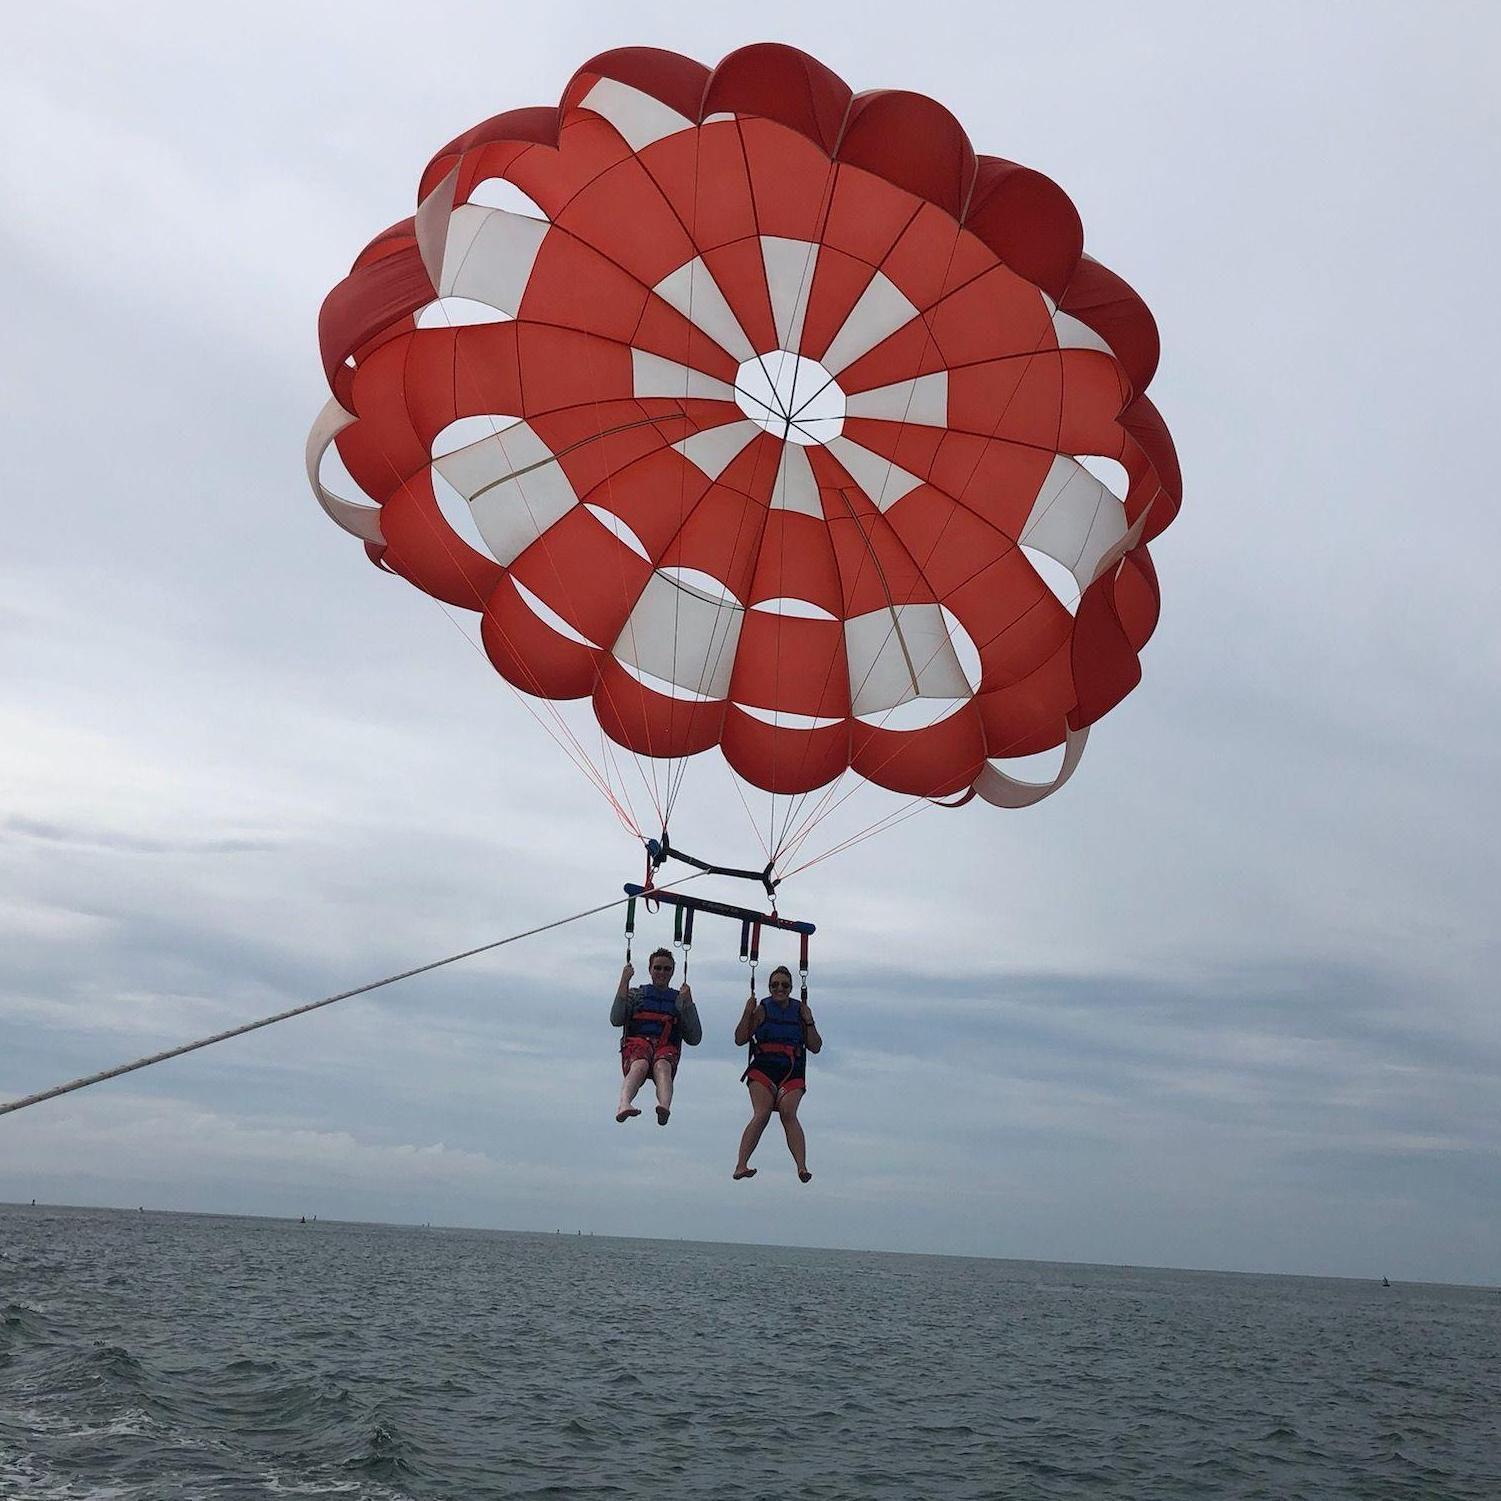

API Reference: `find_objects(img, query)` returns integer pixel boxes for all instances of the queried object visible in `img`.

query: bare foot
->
[732,1166,757,1180]
[615,1107,642,1123]
[655,1106,670,1125]
[798,1168,812,1183]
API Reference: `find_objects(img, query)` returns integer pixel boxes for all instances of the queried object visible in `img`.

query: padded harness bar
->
[623,885,814,937]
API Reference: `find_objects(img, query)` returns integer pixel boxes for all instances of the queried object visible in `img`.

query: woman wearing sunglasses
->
[612,947,701,1124]
[732,965,822,1182]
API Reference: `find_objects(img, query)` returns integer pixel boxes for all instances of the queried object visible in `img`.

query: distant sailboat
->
[1381,1276,1390,1287]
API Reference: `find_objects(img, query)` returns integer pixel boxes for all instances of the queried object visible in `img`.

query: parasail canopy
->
[308,43,1181,863]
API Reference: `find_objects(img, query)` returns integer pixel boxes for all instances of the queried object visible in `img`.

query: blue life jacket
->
[626,985,680,1042]
[752,995,804,1056]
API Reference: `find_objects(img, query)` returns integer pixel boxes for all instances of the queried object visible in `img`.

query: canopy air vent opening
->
[1078,454,1129,501]
[416,297,514,328]
[1020,545,1080,616]
[467,178,549,221]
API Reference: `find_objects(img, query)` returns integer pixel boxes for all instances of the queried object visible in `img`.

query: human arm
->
[675,982,703,1046]
[800,1000,822,1054]
[610,965,635,1028]
[733,996,764,1048]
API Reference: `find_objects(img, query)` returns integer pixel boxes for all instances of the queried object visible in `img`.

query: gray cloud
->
[3,816,277,856]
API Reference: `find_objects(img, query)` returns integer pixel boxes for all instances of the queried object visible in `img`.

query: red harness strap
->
[624,1004,678,1065]
[741,1034,803,1103]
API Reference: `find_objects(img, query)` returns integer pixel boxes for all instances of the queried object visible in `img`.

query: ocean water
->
[1,1204,1498,1500]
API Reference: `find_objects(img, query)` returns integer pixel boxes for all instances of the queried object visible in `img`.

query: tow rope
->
[1,880,704,1120]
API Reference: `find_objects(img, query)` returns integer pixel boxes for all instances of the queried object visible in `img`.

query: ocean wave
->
[259,1468,410,1498]
[0,1300,52,1350]
[6,1403,163,1441]
[0,1449,129,1500]
[341,1417,422,1480]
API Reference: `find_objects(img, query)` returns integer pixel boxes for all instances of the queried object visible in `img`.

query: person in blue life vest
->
[732,964,822,1182]
[612,947,702,1125]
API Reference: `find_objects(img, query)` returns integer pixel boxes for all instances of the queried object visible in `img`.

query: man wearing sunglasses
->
[612,947,701,1125]
[732,964,822,1182]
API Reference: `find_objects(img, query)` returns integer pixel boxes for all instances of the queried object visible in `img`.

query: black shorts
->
[746,1051,806,1095]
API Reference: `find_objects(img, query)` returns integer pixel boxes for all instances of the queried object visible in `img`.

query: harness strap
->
[742,1008,806,1105]
[622,1001,678,1067]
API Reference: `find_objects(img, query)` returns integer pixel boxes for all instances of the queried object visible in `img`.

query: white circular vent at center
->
[734,351,845,446]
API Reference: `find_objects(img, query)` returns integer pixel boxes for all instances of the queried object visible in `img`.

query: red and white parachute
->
[308,44,1180,868]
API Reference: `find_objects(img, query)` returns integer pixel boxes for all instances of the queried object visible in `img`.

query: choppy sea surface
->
[2,1204,1498,1499]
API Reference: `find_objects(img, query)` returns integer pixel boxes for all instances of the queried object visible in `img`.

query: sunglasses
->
[769,980,792,989]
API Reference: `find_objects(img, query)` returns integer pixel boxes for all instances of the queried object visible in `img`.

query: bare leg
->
[652,1057,675,1122]
[616,1058,648,1121]
[734,1083,776,1178]
[778,1091,810,1180]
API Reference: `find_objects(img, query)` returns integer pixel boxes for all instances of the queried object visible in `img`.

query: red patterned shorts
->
[621,1037,680,1074]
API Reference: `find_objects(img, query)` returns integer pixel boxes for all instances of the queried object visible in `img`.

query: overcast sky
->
[3,1,1498,1285]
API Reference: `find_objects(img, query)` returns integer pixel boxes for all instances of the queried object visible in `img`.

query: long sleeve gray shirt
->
[610,985,703,1045]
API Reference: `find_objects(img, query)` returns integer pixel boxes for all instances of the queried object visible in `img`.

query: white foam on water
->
[0,1449,130,1499]
[260,1470,407,1497]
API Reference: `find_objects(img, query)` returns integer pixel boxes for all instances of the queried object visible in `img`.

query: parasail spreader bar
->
[646,833,780,902]
[623,884,814,936]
